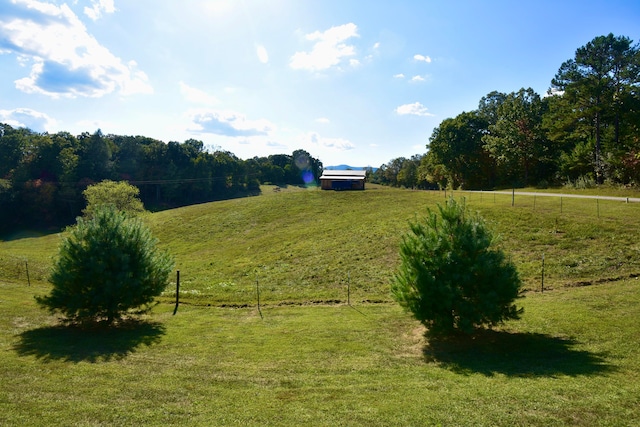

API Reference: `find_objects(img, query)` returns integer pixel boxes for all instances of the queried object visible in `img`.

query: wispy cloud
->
[179,81,219,105]
[0,0,152,98]
[266,140,288,150]
[307,132,355,151]
[187,109,274,137]
[410,75,426,83]
[289,23,359,72]
[395,102,434,117]
[413,54,432,63]
[393,73,405,79]
[315,117,330,124]
[84,0,116,21]
[0,107,57,132]
[256,44,269,64]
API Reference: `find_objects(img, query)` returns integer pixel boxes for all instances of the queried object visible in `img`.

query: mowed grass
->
[2,185,640,305]
[1,278,640,426]
[1,185,640,425]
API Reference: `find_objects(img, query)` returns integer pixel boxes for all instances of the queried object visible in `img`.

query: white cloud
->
[256,44,269,64]
[0,108,57,132]
[373,42,380,49]
[289,23,359,71]
[395,102,434,117]
[0,0,152,98]
[187,109,275,137]
[179,81,219,105]
[84,0,116,21]
[545,88,564,97]
[413,54,432,63]
[306,132,355,151]
[266,140,288,150]
[411,75,426,82]
[315,117,330,124]
[393,73,405,79]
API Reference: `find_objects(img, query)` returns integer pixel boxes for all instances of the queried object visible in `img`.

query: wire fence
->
[0,254,50,286]
[444,188,640,212]
[3,188,640,313]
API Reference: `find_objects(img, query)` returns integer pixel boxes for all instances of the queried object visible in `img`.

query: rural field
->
[1,185,640,426]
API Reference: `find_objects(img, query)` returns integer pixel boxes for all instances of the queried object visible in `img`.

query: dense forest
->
[0,126,322,233]
[372,34,640,190]
[2,34,638,233]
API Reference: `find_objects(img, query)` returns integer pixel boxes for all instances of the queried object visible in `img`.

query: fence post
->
[25,260,31,287]
[347,271,351,306]
[173,270,180,315]
[541,254,545,293]
[256,277,263,319]
[512,188,515,207]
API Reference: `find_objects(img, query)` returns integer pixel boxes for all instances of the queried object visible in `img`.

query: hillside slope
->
[2,185,640,306]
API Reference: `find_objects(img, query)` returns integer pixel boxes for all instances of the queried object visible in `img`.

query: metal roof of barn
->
[319,175,366,181]
[319,170,367,179]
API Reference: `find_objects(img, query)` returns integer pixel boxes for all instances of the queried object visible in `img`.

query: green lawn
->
[3,185,640,303]
[1,279,639,426]
[1,185,640,425]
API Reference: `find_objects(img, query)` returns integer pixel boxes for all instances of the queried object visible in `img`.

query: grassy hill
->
[8,184,640,304]
[1,185,640,425]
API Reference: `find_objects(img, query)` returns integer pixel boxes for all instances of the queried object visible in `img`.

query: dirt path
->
[480,190,640,203]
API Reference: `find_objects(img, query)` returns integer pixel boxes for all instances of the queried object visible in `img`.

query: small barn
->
[319,169,367,190]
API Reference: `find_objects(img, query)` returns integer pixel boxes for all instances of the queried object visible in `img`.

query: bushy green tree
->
[82,180,145,218]
[426,111,495,189]
[36,206,174,325]
[392,198,523,335]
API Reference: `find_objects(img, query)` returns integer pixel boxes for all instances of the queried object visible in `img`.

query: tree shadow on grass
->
[423,330,613,377]
[13,320,166,363]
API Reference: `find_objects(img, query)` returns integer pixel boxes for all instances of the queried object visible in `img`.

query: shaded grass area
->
[1,279,640,426]
[424,330,611,377]
[13,320,166,363]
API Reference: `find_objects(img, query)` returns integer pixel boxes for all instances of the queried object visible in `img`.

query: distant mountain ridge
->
[324,165,378,172]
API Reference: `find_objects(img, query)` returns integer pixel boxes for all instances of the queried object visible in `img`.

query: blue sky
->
[1,0,639,168]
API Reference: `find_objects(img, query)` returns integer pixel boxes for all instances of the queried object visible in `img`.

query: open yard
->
[1,186,640,425]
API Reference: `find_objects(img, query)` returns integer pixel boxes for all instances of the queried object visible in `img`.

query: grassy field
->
[3,185,640,303]
[1,185,640,425]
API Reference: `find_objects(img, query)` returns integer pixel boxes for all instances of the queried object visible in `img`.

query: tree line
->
[0,126,322,234]
[372,34,640,190]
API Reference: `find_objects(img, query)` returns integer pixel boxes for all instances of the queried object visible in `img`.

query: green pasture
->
[1,279,640,426]
[1,185,640,425]
[3,185,640,304]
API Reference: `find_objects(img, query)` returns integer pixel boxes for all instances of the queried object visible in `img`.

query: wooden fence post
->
[25,260,31,286]
[256,277,263,319]
[173,270,180,315]
[541,254,545,293]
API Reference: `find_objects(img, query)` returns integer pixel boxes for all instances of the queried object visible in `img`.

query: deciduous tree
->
[82,180,145,218]
[482,88,550,186]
